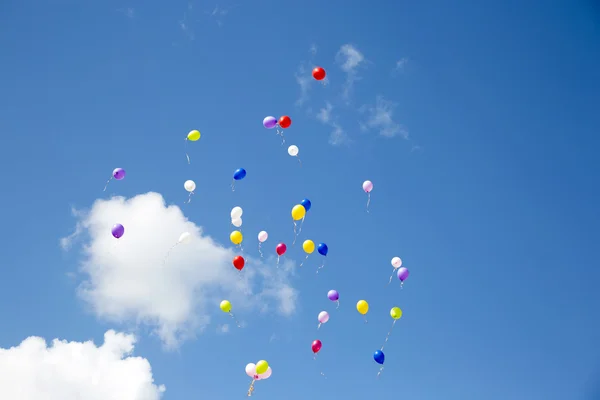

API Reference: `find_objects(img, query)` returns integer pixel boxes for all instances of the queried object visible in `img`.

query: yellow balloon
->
[220,300,232,313]
[291,204,306,221]
[356,300,369,315]
[187,130,201,141]
[390,306,402,320]
[255,360,269,375]
[230,230,243,245]
[302,240,315,254]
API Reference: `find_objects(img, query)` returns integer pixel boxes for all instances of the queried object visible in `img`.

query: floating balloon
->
[247,361,270,396]
[233,255,245,271]
[231,168,247,191]
[245,363,257,378]
[257,230,268,258]
[184,130,201,164]
[362,180,373,212]
[312,67,326,81]
[184,180,196,203]
[381,307,403,351]
[220,300,240,328]
[275,242,286,266]
[317,311,329,329]
[373,349,385,377]
[257,367,272,380]
[232,217,242,228]
[327,289,340,308]
[288,145,302,166]
[397,267,410,287]
[291,204,306,245]
[231,206,243,220]
[103,167,126,191]
[357,299,369,323]
[316,242,328,274]
[230,230,243,245]
[111,223,124,239]
[299,239,315,267]
[311,339,322,354]
[300,198,312,212]
[387,257,403,285]
[255,360,269,375]
[163,232,192,265]
[263,116,277,129]
[278,115,292,129]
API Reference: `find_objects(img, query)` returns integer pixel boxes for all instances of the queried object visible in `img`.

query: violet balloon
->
[113,168,126,180]
[327,290,339,301]
[263,116,277,129]
[111,223,125,239]
[397,267,410,281]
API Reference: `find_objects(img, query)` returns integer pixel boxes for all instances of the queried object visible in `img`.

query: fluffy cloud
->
[360,96,408,139]
[61,192,298,348]
[0,330,165,400]
[335,44,366,101]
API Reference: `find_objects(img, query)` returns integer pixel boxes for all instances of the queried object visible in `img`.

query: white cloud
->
[314,102,350,146]
[295,63,313,106]
[309,44,317,56]
[316,102,333,124]
[61,192,298,349]
[335,44,366,101]
[0,330,165,400]
[360,96,408,139]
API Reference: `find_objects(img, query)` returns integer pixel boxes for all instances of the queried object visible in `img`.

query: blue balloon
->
[300,198,312,212]
[373,350,385,365]
[317,243,328,256]
[233,168,247,181]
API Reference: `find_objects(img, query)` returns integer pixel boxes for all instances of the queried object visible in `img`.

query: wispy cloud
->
[392,57,409,76]
[310,44,318,56]
[178,1,196,40]
[295,64,312,106]
[207,5,231,26]
[117,7,135,19]
[316,102,350,146]
[335,44,366,101]
[360,96,408,139]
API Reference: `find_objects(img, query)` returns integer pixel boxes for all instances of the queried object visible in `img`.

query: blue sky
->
[1,0,600,399]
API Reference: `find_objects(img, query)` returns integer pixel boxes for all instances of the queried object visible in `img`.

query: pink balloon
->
[245,363,256,378]
[258,366,272,380]
[362,180,373,193]
[318,311,329,323]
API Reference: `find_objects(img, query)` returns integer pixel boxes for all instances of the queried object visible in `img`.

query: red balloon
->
[233,255,245,270]
[311,339,322,353]
[278,116,292,129]
[276,243,287,256]
[312,67,326,81]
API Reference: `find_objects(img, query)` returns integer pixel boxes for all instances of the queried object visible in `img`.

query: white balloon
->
[391,257,402,269]
[231,206,243,220]
[258,366,272,380]
[178,232,192,244]
[184,180,196,192]
[232,218,242,228]
[288,145,299,156]
[257,230,268,243]
[245,363,256,378]
[318,311,329,323]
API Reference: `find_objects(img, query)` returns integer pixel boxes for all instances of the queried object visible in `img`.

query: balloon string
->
[247,379,255,396]
[229,312,241,328]
[276,129,285,145]
[381,320,396,351]
[387,271,394,286]
[298,216,305,235]
[400,281,404,289]
[336,300,340,309]
[185,138,191,164]
[103,176,113,192]
[185,192,194,204]
[292,221,298,245]
[299,254,309,268]
[162,243,179,266]
[320,371,327,379]
[363,315,368,324]
[366,192,371,213]
[377,366,384,378]
[296,156,302,167]
[258,243,264,258]
[316,260,325,274]
[276,255,280,267]
[231,180,236,192]
[317,322,321,330]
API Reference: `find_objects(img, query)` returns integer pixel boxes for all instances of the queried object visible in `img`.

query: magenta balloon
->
[112,168,126,180]
[397,267,409,281]
[263,116,277,129]
[327,290,339,301]
[111,223,125,239]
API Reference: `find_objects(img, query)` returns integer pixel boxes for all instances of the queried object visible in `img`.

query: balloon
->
[111,223,124,239]
[373,350,385,365]
[276,243,287,256]
[258,231,268,242]
[263,116,277,129]
[391,257,402,269]
[230,230,243,245]
[318,311,329,324]
[255,360,269,375]
[291,204,306,221]
[178,232,192,244]
[232,218,242,228]
[187,130,201,141]
[362,180,373,193]
[312,67,326,81]
[258,366,272,380]
[288,145,299,156]
[356,300,369,315]
[231,206,243,220]
[302,240,315,254]
[233,255,245,271]
[390,307,402,320]
[220,300,232,313]
[327,290,339,301]
[311,339,322,353]
[278,115,292,129]
[397,267,410,281]
[317,243,328,256]
[300,198,311,212]
[184,180,196,192]
[112,168,126,180]
[245,363,257,378]
[233,168,247,181]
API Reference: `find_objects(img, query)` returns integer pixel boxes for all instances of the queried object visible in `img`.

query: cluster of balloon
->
[231,206,243,229]
[362,180,373,212]
[387,257,403,285]
[317,311,329,329]
[245,360,272,396]
[290,204,306,244]
[184,179,196,204]
[185,129,201,164]
[262,115,291,145]
[356,300,369,323]
[220,300,241,328]
[163,232,192,266]
[287,145,302,166]
[275,242,286,266]
[257,230,268,258]
[300,239,314,267]
[232,168,247,192]
[327,289,340,309]
[103,168,126,192]
[316,242,328,274]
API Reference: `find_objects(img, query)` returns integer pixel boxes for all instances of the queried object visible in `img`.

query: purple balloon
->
[263,116,277,129]
[111,223,125,239]
[113,168,126,180]
[397,267,409,282]
[327,290,339,301]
